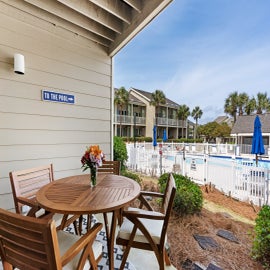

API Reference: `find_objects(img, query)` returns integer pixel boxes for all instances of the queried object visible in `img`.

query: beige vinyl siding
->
[0,3,113,210]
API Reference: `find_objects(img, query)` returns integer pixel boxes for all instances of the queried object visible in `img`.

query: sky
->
[113,0,270,124]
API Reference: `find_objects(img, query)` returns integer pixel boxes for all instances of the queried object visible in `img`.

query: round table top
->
[36,174,141,214]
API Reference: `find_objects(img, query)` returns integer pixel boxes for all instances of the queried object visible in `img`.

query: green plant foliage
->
[121,170,142,186]
[144,137,153,142]
[113,136,128,170]
[252,205,270,269]
[158,173,203,216]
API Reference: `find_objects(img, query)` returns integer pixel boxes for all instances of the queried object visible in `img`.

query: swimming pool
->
[164,153,270,169]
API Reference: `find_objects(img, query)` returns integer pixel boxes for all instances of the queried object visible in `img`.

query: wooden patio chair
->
[0,208,103,270]
[116,173,176,270]
[97,160,120,175]
[9,164,81,234]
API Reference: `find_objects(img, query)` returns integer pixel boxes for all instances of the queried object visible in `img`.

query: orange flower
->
[81,145,105,171]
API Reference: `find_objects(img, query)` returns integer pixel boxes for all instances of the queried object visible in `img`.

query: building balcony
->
[114,114,146,125]
[168,118,178,126]
[156,117,187,128]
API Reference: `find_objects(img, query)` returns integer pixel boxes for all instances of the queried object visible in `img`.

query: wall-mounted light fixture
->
[14,53,25,74]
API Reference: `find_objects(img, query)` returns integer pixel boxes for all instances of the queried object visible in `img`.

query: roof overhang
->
[5,0,173,56]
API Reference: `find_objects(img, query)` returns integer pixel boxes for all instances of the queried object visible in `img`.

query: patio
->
[75,213,177,270]
[0,213,177,270]
[77,213,177,270]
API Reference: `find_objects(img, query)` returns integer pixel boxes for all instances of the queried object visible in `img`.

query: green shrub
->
[121,136,129,142]
[158,173,170,191]
[252,205,270,269]
[144,137,152,142]
[158,173,203,216]
[113,136,128,170]
[121,170,142,186]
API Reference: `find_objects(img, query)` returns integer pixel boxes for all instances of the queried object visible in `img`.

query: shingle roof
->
[214,115,234,127]
[231,113,270,134]
[129,93,145,105]
[114,88,145,105]
[131,87,180,108]
[215,116,229,123]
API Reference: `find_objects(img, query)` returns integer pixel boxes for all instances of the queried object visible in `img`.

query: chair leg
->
[158,249,165,270]
[73,220,79,235]
[117,208,123,226]
[103,213,110,239]
[59,214,68,230]
[164,247,171,266]
[3,261,13,270]
[119,225,138,270]
[119,244,132,270]
[78,215,83,235]
[87,214,92,231]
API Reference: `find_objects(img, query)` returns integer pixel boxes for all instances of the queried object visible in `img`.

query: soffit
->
[5,0,173,56]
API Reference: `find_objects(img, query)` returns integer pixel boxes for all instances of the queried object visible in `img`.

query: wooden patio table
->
[36,173,141,270]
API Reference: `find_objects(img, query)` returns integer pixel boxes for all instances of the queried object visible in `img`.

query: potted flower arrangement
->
[81,145,105,187]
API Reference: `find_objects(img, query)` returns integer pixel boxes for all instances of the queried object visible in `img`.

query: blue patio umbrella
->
[163,129,167,142]
[251,115,265,165]
[153,125,157,148]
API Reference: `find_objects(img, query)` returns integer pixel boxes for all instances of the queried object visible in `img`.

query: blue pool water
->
[210,154,270,169]
[165,153,270,169]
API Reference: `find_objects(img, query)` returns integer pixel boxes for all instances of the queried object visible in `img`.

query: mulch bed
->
[167,187,263,270]
[141,177,263,270]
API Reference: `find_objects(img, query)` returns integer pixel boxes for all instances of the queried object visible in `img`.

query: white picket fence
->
[126,143,270,206]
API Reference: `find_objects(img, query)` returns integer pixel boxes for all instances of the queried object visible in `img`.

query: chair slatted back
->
[0,208,61,270]
[97,160,120,175]
[161,173,176,215]
[9,164,54,214]
[160,173,176,247]
[116,173,176,270]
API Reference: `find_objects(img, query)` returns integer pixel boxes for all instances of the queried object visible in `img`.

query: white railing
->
[114,115,146,125]
[167,118,178,126]
[126,143,270,206]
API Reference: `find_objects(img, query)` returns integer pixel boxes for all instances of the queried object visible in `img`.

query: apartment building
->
[114,87,194,140]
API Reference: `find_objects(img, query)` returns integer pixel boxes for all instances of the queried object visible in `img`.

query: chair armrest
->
[140,191,164,198]
[61,222,103,267]
[138,191,164,211]
[17,196,43,217]
[123,209,165,220]
[17,196,38,208]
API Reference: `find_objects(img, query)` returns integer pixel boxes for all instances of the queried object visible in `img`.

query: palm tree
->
[177,105,190,139]
[150,89,166,127]
[114,87,129,137]
[224,91,239,123]
[191,106,203,139]
[255,92,270,114]
[244,97,256,115]
[238,93,249,115]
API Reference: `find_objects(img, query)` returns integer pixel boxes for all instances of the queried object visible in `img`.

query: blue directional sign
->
[42,90,75,104]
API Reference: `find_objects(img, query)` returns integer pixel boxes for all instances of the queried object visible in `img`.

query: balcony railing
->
[135,116,146,125]
[114,115,188,128]
[114,115,146,125]
[156,117,187,128]
[156,117,167,125]
[168,118,178,126]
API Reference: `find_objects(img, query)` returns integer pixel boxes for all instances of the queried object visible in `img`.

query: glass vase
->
[90,166,97,187]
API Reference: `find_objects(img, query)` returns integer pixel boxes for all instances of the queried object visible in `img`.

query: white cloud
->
[114,0,270,124]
